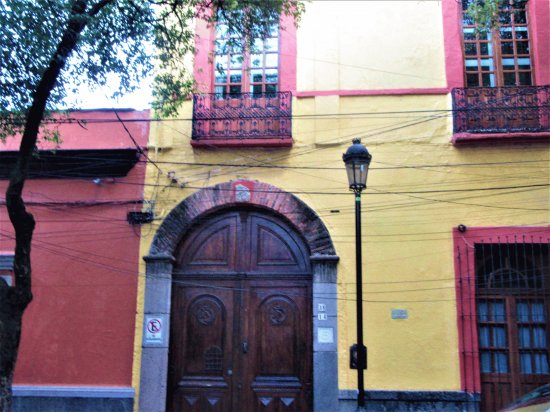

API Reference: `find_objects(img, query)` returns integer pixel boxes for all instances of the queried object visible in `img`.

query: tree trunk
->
[0,2,112,409]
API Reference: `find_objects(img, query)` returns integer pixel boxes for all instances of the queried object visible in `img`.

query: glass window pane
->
[464,31,476,41]
[479,43,489,55]
[532,303,545,322]
[492,302,506,322]
[504,72,516,85]
[501,41,514,55]
[515,29,529,39]
[534,354,549,374]
[481,352,492,373]
[265,69,278,83]
[250,84,263,95]
[250,54,262,68]
[516,41,530,54]
[265,37,278,51]
[265,84,277,95]
[230,55,242,68]
[517,302,529,321]
[215,55,228,69]
[478,301,489,321]
[521,353,533,373]
[495,353,508,373]
[518,71,532,85]
[519,327,531,348]
[466,73,479,87]
[253,38,264,52]
[533,327,547,348]
[493,326,508,347]
[500,29,513,39]
[229,73,242,84]
[250,70,263,83]
[215,40,227,53]
[214,86,225,97]
[229,85,241,95]
[499,11,511,25]
[479,326,490,347]
[465,43,477,55]
[215,71,226,84]
[514,11,527,23]
[269,24,279,37]
[265,53,278,67]
[478,31,490,41]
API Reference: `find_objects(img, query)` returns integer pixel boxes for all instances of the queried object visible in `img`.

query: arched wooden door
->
[167,210,312,412]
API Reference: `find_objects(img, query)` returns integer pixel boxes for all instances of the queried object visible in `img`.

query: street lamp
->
[343,138,372,410]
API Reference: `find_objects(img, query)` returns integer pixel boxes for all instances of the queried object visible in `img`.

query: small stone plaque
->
[318,327,334,344]
[391,308,408,320]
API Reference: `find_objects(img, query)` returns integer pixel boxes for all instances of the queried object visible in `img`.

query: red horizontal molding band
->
[191,138,293,148]
[453,132,550,145]
[295,88,450,98]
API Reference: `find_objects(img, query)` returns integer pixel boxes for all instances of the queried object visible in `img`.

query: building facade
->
[4,0,547,411]
[1,109,149,411]
[134,1,549,411]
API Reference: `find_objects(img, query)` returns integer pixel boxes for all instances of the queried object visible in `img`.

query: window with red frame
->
[214,17,279,98]
[455,230,550,412]
[462,0,533,87]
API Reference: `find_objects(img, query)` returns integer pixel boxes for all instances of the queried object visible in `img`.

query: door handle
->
[242,340,249,354]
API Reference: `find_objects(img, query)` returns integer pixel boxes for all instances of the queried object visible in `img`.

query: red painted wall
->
[0,109,149,386]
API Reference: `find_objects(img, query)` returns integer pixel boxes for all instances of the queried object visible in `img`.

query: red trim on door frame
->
[453,226,550,393]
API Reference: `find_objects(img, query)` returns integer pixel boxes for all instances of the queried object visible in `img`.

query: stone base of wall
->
[338,390,480,412]
[12,386,134,412]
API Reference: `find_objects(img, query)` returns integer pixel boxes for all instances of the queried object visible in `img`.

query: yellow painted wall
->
[297,1,447,90]
[133,0,550,403]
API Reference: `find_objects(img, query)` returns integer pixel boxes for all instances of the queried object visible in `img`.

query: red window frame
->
[213,20,280,97]
[193,14,296,96]
[453,227,550,407]
[442,0,550,89]
[461,0,534,87]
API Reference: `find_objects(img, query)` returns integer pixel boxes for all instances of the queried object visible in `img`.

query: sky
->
[61,74,153,111]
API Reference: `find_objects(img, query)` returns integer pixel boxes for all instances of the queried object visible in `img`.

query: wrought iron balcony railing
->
[452,85,550,134]
[192,91,292,144]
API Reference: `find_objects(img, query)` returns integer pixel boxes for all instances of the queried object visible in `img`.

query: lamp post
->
[343,138,372,411]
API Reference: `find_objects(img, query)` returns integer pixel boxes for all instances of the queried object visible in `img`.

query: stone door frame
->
[138,181,339,412]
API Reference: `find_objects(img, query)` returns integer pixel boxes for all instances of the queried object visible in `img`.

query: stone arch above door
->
[139,180,339,412]
[149,180,335,257]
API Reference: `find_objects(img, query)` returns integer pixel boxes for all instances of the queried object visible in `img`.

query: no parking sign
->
[144,315,165,345]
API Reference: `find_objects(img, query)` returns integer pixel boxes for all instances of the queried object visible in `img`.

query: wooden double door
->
[168,210,312,412]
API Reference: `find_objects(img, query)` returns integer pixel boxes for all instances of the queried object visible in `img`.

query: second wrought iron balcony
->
[191,91,292,147]
[452,85,550,144]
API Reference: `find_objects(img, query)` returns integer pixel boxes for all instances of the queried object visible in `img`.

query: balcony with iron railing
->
[452,85,550,144]
[191,91,292,147]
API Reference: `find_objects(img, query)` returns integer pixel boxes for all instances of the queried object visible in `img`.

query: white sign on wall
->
[318,327,334,344]
[144,316,163,344]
